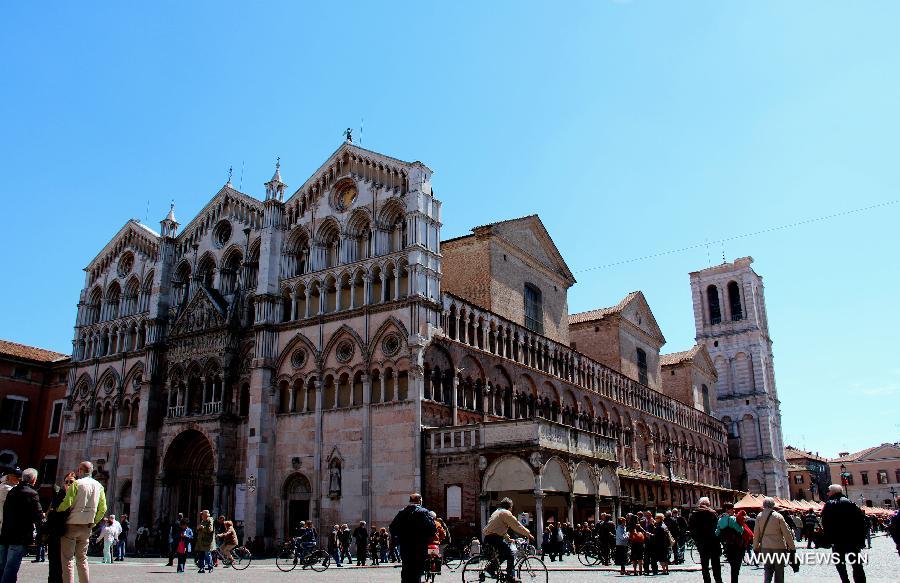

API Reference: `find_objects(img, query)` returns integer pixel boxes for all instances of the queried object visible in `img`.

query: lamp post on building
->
[663,445,675,509]
[890,487,897,508]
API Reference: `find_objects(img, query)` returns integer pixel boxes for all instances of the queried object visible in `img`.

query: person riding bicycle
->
[216,520,238,563]
[482,497,534,583]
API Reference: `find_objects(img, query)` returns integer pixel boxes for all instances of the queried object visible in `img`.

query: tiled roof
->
[0,339,69,363]
[568,291,640,325]
[660,346,701,367]
[784,446,828,463]
[830,444,899,463]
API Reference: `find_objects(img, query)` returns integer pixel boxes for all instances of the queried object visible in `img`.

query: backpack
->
[720,524,743,549]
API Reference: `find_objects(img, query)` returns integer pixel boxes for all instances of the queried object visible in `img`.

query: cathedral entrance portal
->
[162,430,215,520]
[283,473,311,538]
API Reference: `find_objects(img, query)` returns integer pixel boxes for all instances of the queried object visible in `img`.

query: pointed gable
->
[477,215,575,286]
[570,291,665,345]
[285,142,429,207]
[170,286,229,337]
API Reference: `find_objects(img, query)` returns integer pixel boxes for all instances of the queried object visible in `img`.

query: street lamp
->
[890,487,897,508]
[663,445,675,509]
[840,463,850,499]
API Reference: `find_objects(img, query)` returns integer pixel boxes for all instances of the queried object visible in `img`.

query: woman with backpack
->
[627,515,647,576]
[716,503,745,583]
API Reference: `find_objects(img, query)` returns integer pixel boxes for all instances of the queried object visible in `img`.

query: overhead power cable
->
[573,199,899,274]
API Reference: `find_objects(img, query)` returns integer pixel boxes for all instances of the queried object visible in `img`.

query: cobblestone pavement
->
[16,536,898,583]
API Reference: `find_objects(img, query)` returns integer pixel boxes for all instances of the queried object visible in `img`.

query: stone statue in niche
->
[328,459,342,499]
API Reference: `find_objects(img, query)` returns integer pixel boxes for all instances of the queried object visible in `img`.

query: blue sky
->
[2,1,897,457]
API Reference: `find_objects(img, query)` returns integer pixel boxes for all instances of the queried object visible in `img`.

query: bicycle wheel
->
[276,547,298,572]
[462,555,496,583]
[516,556,548,583]
[230,546,252,570]
[577,543,601,566]
[306,550,330,572]
[442,546,465,570]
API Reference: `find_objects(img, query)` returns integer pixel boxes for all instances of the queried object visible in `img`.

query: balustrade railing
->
[440,293,727,443]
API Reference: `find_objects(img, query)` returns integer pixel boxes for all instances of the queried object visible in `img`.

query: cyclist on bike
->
[482,497,534,583]
[216,520,238,563]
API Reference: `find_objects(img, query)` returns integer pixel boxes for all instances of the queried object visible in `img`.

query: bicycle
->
[211,546,252,570]
[275,538,330,572]
[577,540,604,566]
[441,540,472,571]
[462,542,547,583]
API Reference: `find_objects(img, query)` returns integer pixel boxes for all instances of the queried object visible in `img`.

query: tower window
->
[728,281,743,321]
[524,284,543,334]
[636,348,648,386]
[706,285,722,325]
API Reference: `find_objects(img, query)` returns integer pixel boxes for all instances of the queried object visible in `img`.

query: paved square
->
[15,536,897,583]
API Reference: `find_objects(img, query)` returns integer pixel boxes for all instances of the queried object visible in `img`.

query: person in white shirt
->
[98,516,121,563]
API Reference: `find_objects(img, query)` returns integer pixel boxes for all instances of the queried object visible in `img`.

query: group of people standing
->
[0,460,108,583]
[162,511,239,573]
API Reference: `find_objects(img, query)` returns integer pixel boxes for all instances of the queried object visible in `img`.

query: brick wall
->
[442,236,493,310]
[569,320,621,372]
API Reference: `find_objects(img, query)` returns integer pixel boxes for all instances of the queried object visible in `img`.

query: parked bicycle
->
[275,537,330,572]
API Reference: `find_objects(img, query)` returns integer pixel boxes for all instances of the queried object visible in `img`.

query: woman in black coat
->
[45,472,75,583]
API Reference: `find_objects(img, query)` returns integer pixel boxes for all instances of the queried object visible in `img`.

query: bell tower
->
[689,257,789,496]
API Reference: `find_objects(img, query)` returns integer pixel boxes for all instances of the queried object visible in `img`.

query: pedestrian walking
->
[173,519,193,573]
[45,473,74,583]
[98,516,120,563]
[716,502,745,583]
[822,484,867,583]
[389,493,437,583]
[752,497,796,583]
[673,508,688,564]
[328,525,342,567]
[339,524,353,564]
[614,516,629,575]
[165,514,183,566]
[194,510,215,573]
[689,497,723,583]
[116,514,129,561]
[802,510,818,549]
[648,513,672,575]
[0,468,19,536]
[352,521,368,566]
[57,461,107,583]
[0,467,42,583]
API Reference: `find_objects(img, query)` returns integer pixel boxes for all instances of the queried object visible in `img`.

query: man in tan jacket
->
[56,461,107,583]
[753,497,796,583]
[483,498,534,582]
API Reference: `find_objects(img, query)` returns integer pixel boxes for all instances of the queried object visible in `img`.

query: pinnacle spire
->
[265,157,286,201]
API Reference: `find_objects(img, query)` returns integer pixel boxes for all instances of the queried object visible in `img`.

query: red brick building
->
[0,339,70,505]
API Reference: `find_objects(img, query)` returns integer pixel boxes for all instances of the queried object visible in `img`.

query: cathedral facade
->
[59,142,733,545]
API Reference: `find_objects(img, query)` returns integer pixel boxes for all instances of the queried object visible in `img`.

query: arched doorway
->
[162,430,215,521]
[283,473,311,537]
